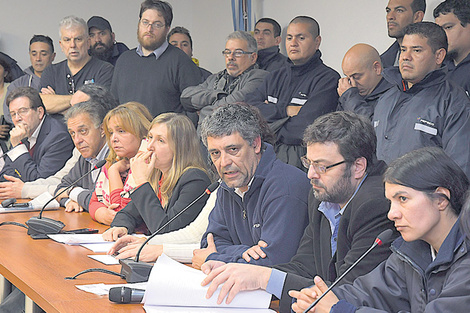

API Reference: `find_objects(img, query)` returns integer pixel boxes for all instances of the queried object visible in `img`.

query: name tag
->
[84,79,95,85]
[414,123,437,135]
[291,98,307,105]
[373,120,379,128]
[267,96,278,103]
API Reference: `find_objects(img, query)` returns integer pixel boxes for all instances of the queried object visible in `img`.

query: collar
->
[287,50,322,75]
[85,143,109,166]
[28,114,46,148]
[234,176,254,199]
[136,41,169,60]
[257,46,281,64]
[383,66,448,92]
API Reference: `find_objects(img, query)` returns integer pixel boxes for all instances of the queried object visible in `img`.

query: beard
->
[447,49,459,62]
[138,30,164,52]
[89,43,113,61]
[311,165,356,204]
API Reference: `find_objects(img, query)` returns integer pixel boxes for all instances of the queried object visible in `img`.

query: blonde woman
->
[103,113,211,240]
[89,102,151,225]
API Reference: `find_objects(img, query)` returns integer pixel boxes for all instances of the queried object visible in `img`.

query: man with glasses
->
[191,103,310,270]
[111,0,202,119]
[181,31,268,130]
[40,16,114,116]
[0,87,73,182]
[246,16,339,170]
[200,111,396,313]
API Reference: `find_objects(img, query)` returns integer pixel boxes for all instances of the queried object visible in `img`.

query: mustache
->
[311,179,326,189]
[227,61,238,67]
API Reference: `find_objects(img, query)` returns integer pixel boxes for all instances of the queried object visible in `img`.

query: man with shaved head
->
[337,44,392,119]
[246,16,339,169]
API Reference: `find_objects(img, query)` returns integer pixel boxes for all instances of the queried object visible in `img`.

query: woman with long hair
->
[103,112,211,240]
[88,102,151,225]
[292,147,470,313]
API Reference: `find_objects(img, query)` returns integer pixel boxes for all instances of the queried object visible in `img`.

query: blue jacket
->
[202,143,310,265]
[374,66,470,178]
[380,41,400,68]
[330,221,470,313]
[246,50,339,146]
[444,52,470,96]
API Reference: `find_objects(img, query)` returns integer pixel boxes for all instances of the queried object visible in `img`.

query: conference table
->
[0,208,281,313]
[0,209,144,313]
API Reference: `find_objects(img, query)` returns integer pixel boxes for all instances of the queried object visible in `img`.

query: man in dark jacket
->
[191,104,310,270]
[55,100,108,212]
[337,44,392,120]
[374,22,470,178]
[434,0,470,95]
[246,16,339,169]
[253,18,287,72]
[381,0,425,68]
[180,31,268,129]
[200,111,397,313]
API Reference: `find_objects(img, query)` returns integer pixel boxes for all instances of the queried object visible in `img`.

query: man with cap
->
[88,16,129,66]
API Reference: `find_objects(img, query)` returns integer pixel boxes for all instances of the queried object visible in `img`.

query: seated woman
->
[102,113,211,241]
[106,104,274,262]
[89,102,152,225]
[291,147,470,313]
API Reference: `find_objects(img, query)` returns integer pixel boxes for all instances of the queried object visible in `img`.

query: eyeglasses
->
[140,19,166,30]
[10,107,32,119]
[222,49,254,58]
[300,156,347,174]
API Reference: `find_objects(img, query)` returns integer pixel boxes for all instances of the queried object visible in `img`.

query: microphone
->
[120,181,220,283]
[302,229,394,313]
[25,159,106,239]
[109,287,145,304]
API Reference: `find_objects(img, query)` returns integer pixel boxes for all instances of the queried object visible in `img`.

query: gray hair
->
[200,104,262,147]
[59,16,88,37]
[64,100,108,128]
[77,84,118,111]
[226,31,258,53]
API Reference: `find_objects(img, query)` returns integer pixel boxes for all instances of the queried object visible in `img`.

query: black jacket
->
[111,168,211,234]
[273,161,398,312]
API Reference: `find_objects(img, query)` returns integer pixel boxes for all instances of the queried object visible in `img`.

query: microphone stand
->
[26,160,106,239]
[120,181,219,283]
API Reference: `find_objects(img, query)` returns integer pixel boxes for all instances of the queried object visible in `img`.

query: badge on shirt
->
[84,79,95,85]
[414,117,437,136]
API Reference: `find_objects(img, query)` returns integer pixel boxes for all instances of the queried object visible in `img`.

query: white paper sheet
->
[81,242,115,252]
[48,233,108,245]
[88,254,120,265]
[76,282,147,296]
[144,254,273,311]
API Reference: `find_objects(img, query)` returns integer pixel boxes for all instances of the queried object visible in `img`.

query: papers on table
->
[143,254,274,312]
[81,242,114,252]
[76,282,147,296]
[48,233,107,245]
[88,254,120,265]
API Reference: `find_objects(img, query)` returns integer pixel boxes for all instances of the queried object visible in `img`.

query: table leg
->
[25,295,43,313]
[0,274,12,303]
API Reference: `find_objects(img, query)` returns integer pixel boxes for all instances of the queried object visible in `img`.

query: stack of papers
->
[143,254,275,312]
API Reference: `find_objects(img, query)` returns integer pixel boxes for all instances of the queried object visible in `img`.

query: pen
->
[14,169,21,178]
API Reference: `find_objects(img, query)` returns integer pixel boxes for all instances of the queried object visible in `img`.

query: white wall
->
[0,0,443,75]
